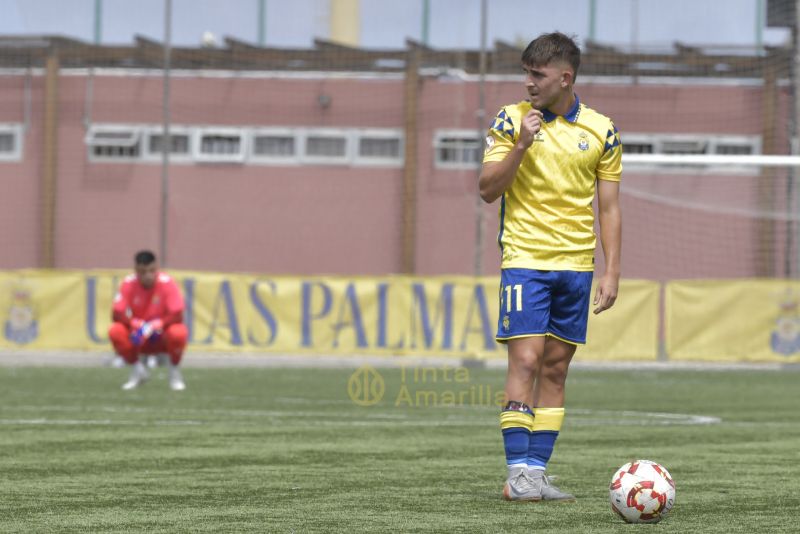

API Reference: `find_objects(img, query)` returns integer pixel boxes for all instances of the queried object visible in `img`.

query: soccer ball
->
[609,460,675,524]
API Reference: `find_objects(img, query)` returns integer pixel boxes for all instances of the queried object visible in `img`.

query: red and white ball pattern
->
[609,460,676,524]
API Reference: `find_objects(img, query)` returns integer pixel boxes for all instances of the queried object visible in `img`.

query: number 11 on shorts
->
[505,284,522,312]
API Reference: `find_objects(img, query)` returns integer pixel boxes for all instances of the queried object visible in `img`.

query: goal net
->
[614,154,800,281]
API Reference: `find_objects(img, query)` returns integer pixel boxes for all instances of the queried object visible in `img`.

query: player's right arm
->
[159,275,185,329]
[111,278,135,326]
[479,108,542,203]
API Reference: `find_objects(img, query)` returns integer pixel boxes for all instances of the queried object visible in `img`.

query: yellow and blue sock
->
[527,407,565,471]
[500,401,534,471]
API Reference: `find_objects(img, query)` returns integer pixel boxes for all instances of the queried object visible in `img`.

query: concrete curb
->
[0,349,793,371]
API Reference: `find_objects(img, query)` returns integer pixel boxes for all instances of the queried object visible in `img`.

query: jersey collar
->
[542,94,580,124]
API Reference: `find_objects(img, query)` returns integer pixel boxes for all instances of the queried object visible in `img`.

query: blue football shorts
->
[495,268,594,345]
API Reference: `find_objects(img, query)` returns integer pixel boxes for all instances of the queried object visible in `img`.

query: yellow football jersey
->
[483,96,622,271]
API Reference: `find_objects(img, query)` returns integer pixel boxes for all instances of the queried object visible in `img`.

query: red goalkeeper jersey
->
[112,273,184,327]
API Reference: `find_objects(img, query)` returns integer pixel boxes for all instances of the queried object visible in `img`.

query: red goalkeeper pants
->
[108,322,188,365]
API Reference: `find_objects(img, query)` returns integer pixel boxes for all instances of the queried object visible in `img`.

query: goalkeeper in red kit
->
[108,250,189,391]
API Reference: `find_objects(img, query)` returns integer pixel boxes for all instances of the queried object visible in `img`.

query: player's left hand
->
[593,274,618,314]
[148,318,164,334]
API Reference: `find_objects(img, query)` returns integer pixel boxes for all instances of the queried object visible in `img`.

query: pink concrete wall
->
[0,70,789,280]
[50,75,407,274]
[0,76,43,268]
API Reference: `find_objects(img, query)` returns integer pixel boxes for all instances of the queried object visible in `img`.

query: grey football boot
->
[502,466,541,501]
[527,469,576,502]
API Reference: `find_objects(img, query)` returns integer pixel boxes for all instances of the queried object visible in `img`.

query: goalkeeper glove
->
[130,319,164,346]
[148,318,164,333]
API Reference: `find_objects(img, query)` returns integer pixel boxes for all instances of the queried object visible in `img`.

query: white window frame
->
[86,124,142,162]
[193,127,247,163]
[624,133,762,175]
[700,134,760,175]
[142,125,194,163]
[301,128,351,165]
[711,135,762,156]
[433,129,482,170]
[0,123,23,162]
[249,127,300,165]
[353,129,404,167]
[620,133,656,155]
[658,134,712,155]
[623,133,762,156]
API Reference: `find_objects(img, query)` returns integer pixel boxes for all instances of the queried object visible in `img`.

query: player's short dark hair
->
[522,32,581,79]
[134,250,157,266]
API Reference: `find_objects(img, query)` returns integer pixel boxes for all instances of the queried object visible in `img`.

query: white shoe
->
[122,361,149,390]
[106,355,125,368]
[169,366,186,391]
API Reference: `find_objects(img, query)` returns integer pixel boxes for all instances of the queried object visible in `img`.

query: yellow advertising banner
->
[665,280,800,362]
[583,279,660,361]
[0,270,85,349]
[0,270,658,361]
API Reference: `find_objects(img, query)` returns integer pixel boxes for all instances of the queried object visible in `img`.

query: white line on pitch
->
[0,418,203,426]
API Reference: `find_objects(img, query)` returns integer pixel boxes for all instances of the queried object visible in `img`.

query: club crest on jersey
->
[502,315,510,331]
[578,132,589,151]
[534,132,544,143]
[4,285,38,345]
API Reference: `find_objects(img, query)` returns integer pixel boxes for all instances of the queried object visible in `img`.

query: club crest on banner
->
[4,283,38,345]
[770,289,800,356]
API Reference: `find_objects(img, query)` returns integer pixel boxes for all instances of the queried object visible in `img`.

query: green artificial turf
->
[0,364,798,533]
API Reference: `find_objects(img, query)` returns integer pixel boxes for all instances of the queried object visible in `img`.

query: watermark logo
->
[347,364,505,408]
[395,365,504,408]
[347,364,385,406]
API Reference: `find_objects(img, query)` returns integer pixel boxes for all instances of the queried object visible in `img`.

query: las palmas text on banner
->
[0,270,657,361]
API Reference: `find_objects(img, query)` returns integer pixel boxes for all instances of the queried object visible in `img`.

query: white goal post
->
[623,154,800,167]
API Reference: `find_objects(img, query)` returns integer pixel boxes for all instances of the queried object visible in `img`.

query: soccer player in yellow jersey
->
[479,32,622,502]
